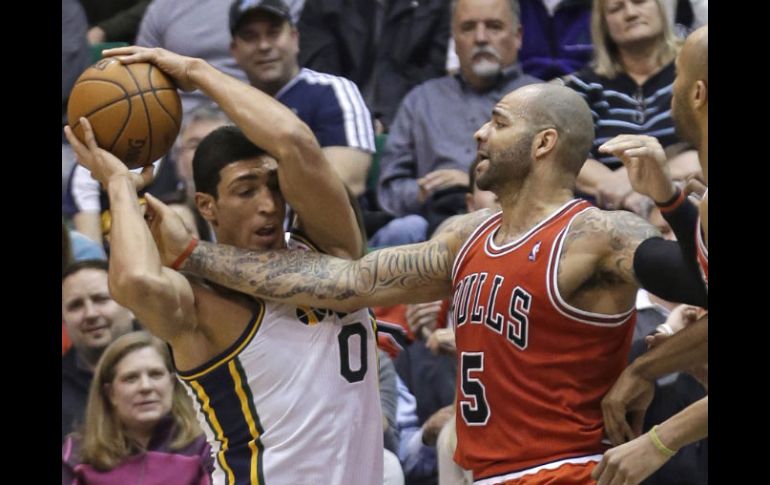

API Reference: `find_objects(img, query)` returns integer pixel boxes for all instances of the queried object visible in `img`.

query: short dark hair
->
[192,125,268,198]
[62,259,109,283]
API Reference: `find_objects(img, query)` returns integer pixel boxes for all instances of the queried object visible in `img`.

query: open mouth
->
[256,225,276,237]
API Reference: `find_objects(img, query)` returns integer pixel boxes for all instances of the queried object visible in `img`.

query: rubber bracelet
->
[649,425,677,457]
[170,238,199,270]
[656,188,685,213]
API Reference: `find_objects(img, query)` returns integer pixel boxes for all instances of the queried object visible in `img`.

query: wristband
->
[649,425,677,457]
[656,188,685,213]
[170,238,199,270]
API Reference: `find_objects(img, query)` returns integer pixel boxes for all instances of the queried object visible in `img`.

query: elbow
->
[276,124,318,159]
[108,271,163,307]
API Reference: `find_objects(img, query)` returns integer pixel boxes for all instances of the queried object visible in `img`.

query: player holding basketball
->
[64,45,383,484]
[149,83,661,484]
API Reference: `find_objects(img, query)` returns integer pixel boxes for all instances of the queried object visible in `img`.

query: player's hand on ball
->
[102,45,200,92]
[65,117,154,191]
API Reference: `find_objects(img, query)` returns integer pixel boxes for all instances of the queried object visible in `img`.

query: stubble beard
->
[672,99,699,148]
[477,135,534,193]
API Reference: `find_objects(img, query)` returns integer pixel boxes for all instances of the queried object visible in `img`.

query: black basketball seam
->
[78,93,166,122]
[123,63,154,167]
[74,77,134,153]
[147,65,182,130]
[108,87,134,153]
[70,80,131,146]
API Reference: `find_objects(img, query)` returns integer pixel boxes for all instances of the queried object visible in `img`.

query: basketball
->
[67,58,182,169]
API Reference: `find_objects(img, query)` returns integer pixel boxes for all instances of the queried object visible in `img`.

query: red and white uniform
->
[695,214,708,288]
[451,200,635,482]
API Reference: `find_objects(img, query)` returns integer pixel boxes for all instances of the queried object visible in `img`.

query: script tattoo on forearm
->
[184,238,454,306]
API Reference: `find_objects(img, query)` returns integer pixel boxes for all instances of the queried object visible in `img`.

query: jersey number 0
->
[338,322,368,383]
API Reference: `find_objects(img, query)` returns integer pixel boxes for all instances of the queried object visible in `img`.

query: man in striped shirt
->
[560,0,701,215]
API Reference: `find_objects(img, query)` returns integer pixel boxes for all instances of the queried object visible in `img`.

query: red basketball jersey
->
[696,215,708,288]
[451,199,635,480]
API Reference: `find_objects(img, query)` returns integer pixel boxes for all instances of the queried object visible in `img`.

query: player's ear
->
[693,80,707,109]
[195,193,216,222]
[533,128,558,159]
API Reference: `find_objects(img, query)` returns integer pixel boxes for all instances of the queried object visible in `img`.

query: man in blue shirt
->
[229,0,375,200]
[375,0,540,245]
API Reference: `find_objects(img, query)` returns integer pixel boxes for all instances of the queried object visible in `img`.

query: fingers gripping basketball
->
[67,58,182,169]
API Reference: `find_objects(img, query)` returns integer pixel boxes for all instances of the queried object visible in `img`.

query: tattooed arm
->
[555,208,665,316]
[557,209,660,311]
[176,210,493,312]
[599,209,662,284]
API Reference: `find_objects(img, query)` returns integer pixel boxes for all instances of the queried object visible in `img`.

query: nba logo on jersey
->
[528,241,542,261]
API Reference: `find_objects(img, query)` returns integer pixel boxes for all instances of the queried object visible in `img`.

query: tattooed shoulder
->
[567,209,659,248]
[605,209,661,245]
[435,209,495,245]
[564,208,660,284]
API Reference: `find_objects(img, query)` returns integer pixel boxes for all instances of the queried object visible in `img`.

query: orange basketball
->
[67,58,182,169]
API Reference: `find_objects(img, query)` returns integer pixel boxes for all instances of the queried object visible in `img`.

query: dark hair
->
[62,259,109,283]
[192,126,268,198]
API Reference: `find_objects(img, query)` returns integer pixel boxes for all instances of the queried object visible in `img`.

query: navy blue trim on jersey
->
[176,300,265,380]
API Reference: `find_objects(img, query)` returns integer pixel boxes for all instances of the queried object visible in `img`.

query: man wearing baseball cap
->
[229,0,375,201]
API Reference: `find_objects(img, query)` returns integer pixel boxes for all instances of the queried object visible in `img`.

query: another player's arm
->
[106,175,198,343]
[653,396,708,452]
[177,210,491,312]
[592,396,707,485]
[630,313,708,380]
[602,313,707,445]
[105,46,361,259]
[65,119,197,343]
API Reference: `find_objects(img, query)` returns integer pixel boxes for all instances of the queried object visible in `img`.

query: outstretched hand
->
[143,193,196,267]
[101,45,200,92]
[599,135,676,204]
[64,117,154,190]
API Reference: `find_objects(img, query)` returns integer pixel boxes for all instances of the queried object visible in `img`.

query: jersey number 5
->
[338,323,368,383]
[460,352,490,425]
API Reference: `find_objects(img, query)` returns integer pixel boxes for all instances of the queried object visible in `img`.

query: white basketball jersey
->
[177,234,383,485]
